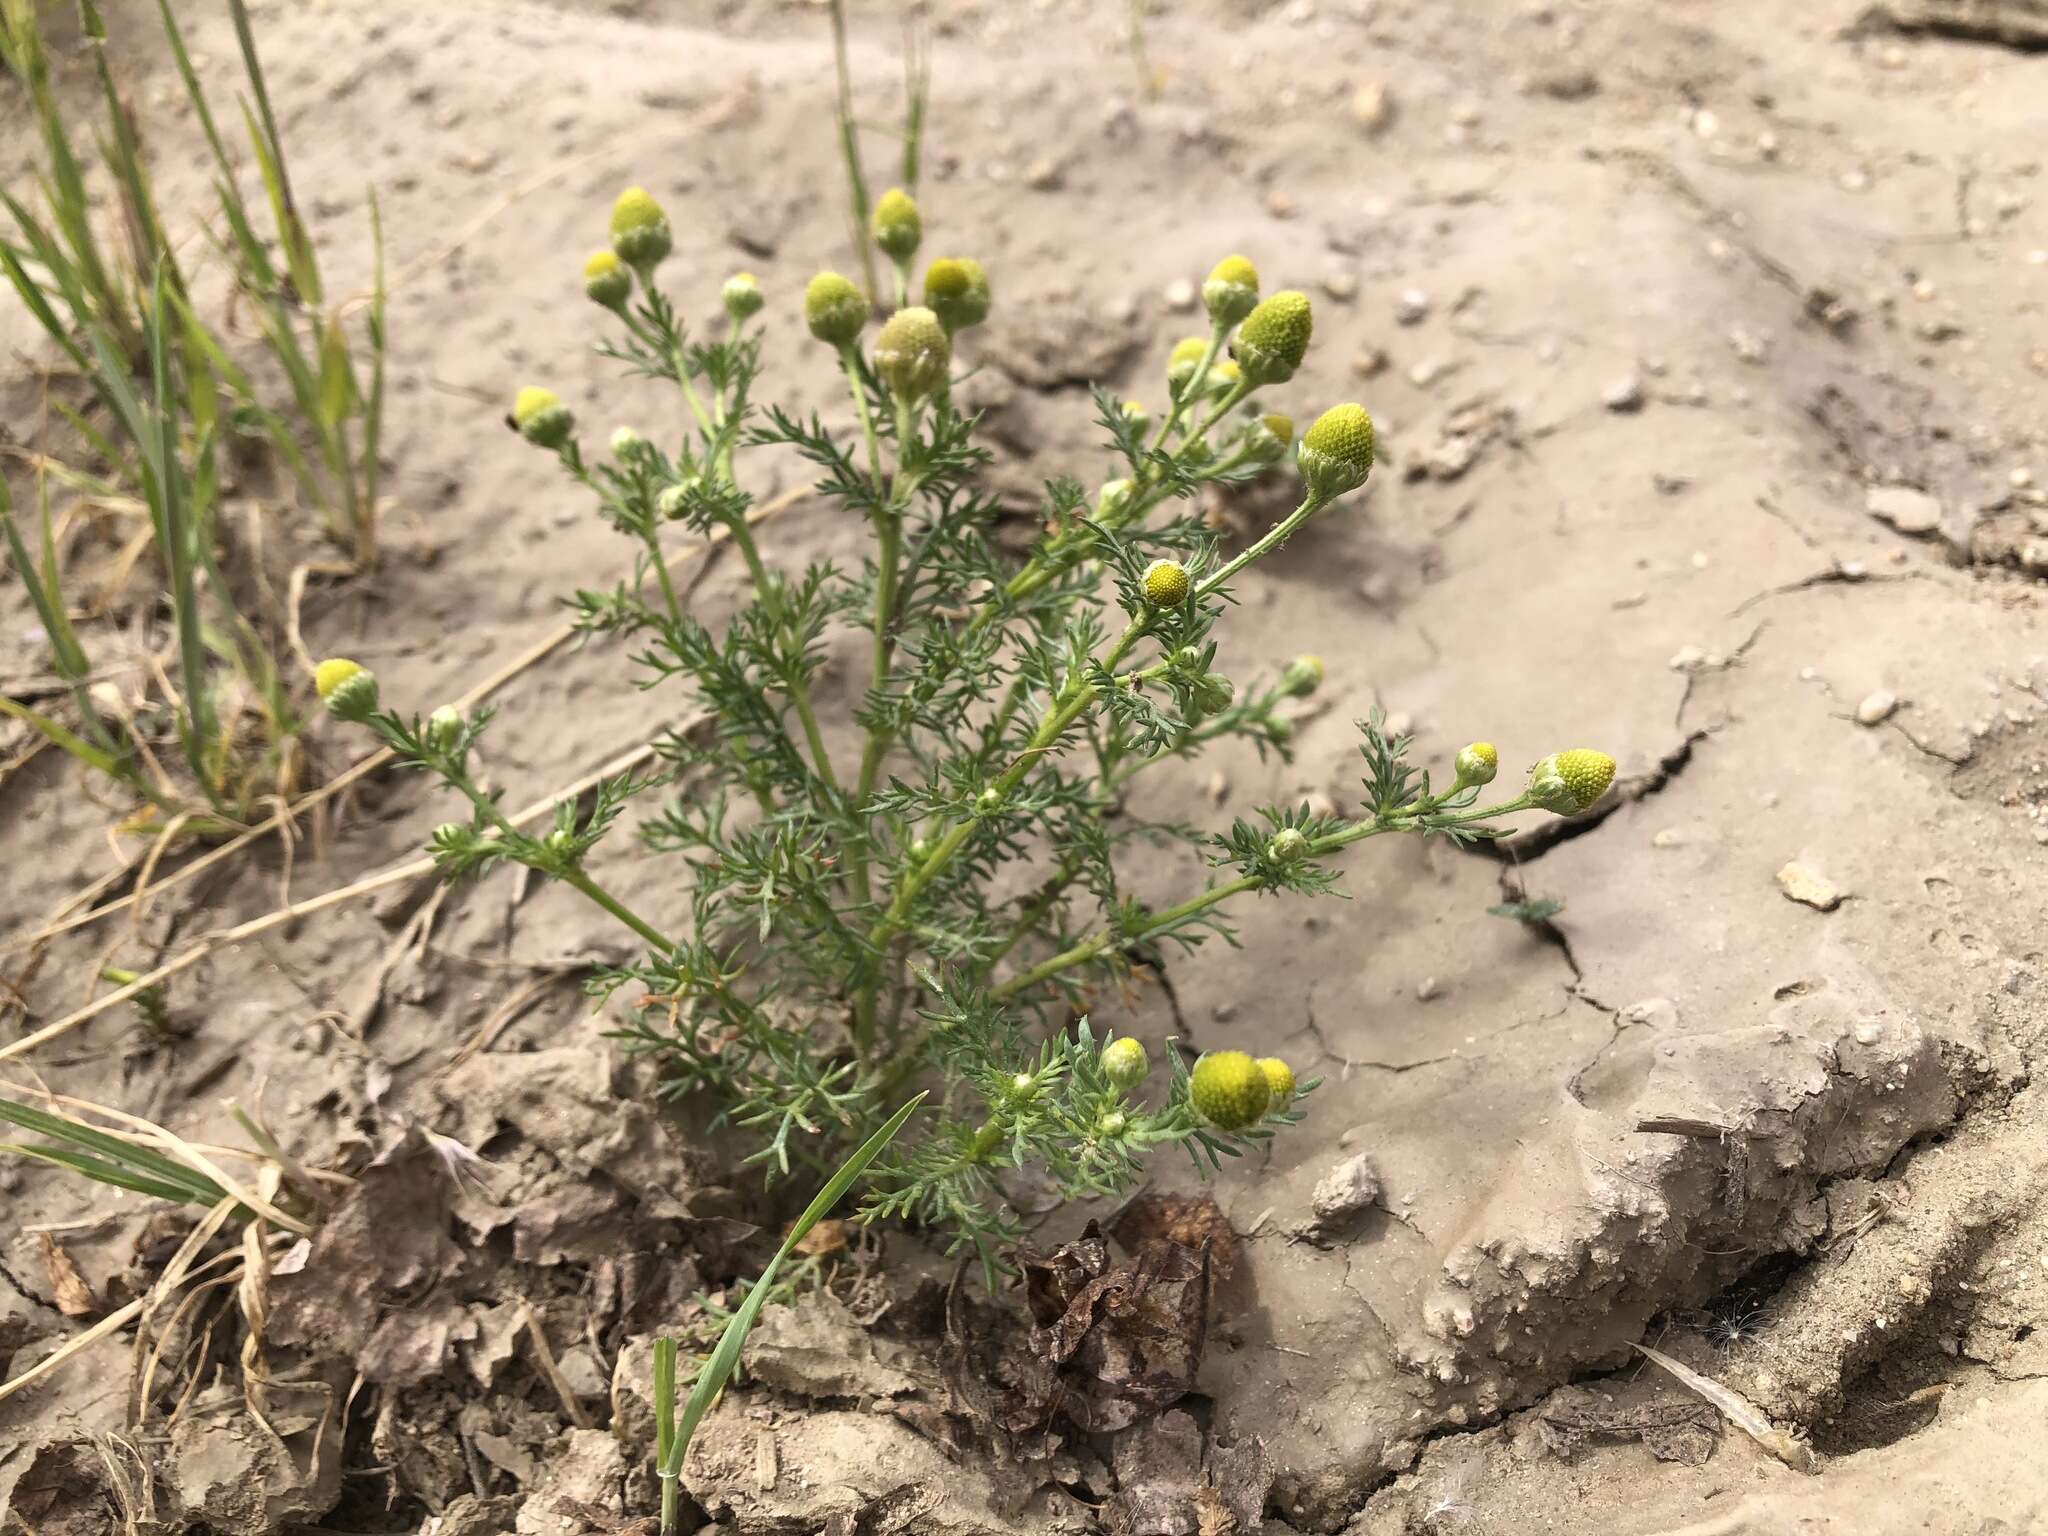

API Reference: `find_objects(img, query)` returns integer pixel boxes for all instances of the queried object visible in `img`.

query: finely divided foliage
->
[324,189,1614,1276]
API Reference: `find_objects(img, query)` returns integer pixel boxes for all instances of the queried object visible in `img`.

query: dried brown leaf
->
[38,1232,98,1318]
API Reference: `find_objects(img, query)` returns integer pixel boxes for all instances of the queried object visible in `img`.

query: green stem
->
[1195,488,1328,600]
[442,764,680,954]
[873,615,1148,945]
[993,873,1262,1000]
[726,515,842,793]
[988,794,1539,1000]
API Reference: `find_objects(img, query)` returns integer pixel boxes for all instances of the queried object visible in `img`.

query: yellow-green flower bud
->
[1266,827,1309,864]
[872,305,951,401]
[315,657,377,722]
[1097,477,1135,520]
[584,249,631,310]
[1193,671,1235,714]
[1101,1036,1150,1089]
[1232,290,1313,385]
[656,480,693,521]
[804,271,870,348]
[923,257,991,333]
[1455,741,1499,788]
[1204,358,1245,398]
[545,827,577,856]
[608,186,672,272]
[1099,1110,1128,1137]
[1243,412,1295,465]
[1009,1070,1038,1101]
[1257,1056,1297,1109]
[1280,654,1324,698]
[977,786,1003,815]
[425,705,465,753]
[1120,399,1151,434]
[1296,402,1377,501]
[1142,558,1191,607]
[872,187,922,261]
[1167,336,1210,390]
[512,386,574,450]
[722,271,764,324]
[1203,254,1261,327]
[610,425,646,460]
[1528,749,1617,815]
[1190,1050,1271,1131]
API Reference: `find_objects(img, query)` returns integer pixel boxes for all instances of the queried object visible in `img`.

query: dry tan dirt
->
[4,1,2048,1534]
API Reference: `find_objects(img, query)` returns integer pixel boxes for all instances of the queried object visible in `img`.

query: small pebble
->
[1311,1154,1382,1222]
[1323,270,1358,302]
[1394,288,1431,325]
[1416,976,1441,1002]
[1603,374,1645,413]
[1024,157,1062,190]
[1856,690,1899,726]
[1777,861,1845,912]
[1865,485,1942,535]
[1164,278,1197,312]
[1351,81,1395,136]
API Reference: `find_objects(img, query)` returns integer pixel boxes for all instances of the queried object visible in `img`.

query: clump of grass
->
[2,273,305,833]
[1,0,392,833]
[323,168,1619,1277]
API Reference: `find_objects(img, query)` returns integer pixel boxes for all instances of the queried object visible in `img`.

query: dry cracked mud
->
[4,1,2047,1533]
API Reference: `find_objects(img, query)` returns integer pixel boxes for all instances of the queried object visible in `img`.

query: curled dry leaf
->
[37,1232,98,1318]
[1011,1218,1212,1433]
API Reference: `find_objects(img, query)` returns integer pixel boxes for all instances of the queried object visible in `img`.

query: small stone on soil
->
[1164,278,1196,311]
[1603,374,1646,413]
[1777,860,1845,911]
[1856,690,1899,726]
[1865,485,1942,535]
[1311,1153,1382,1223]
[1395,287,1431,325]
[1351,81,1394,135]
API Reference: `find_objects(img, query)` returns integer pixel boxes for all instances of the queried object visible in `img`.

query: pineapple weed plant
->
[318,185,1617,1276]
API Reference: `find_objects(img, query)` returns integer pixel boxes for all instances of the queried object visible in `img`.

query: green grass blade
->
[659,1094,923,1480]
[0,1097,228,1203]
[0,694,129,780]
[225,0,318,303]
[0,1143,216,1205]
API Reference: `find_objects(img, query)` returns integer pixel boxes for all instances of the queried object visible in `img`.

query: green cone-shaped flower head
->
[609,186,672,271]
[1232,289,1313,384]
[873,306,951,401]
[583,249,631,309]
[1204,358,1244,398]
[722,271,764,324]
[1257,1056,1297,1109]
[1203,254,1261,327]
[1280,653,1323,698]
[1190,1050,1272,1131]
[1100,1036,1150,1090]
[923,257,991,333]
[1528,749,1617,815]
[315,658,378,722]
[512,386,574,450]
[1297,402,1376,500]
[1242,411,1295,464]
[1142,558,1191,607]
[1266,827,1309,864]
[1167,336,1210,390]
[425,704,465,753]
[1193,671,1235,714]
[872,187,923,260]
[804,271,870,348]
[1455,741,1499,787]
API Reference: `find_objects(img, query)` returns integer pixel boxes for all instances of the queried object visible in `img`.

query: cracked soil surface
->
[4,1,2048,1533]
